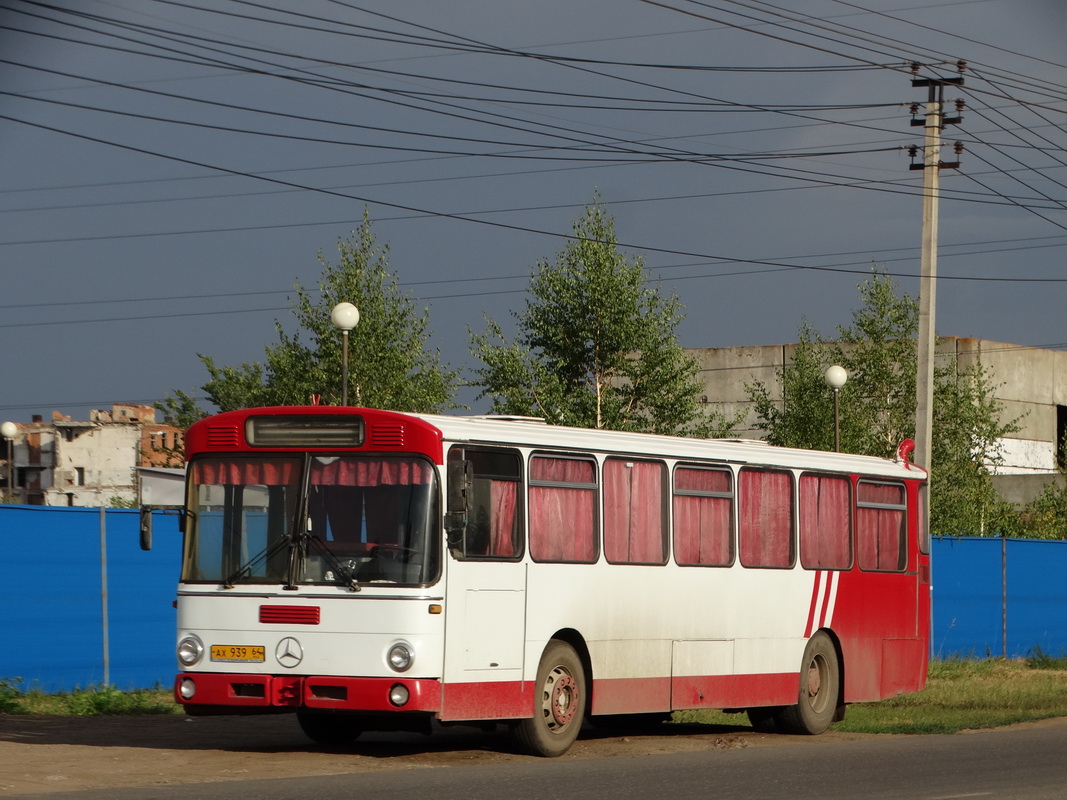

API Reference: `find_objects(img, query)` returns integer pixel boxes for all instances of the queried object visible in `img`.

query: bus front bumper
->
[175,672,442,713]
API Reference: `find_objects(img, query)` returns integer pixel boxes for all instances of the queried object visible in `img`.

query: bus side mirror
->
[140,507,153,551]
[140,507,186,550]
[446,459,474,539]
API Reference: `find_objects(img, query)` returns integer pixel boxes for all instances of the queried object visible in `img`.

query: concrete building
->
[1,403,184,506]
[690,338,1067,505]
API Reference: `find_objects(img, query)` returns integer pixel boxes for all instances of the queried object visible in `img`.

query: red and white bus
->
[173,405,930,756]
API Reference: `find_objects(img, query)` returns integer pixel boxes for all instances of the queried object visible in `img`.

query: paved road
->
[15,721,1067,800]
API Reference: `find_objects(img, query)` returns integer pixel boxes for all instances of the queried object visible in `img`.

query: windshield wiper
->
[283,455,313,591]
[307,537,361,592]
[221,535,289,589]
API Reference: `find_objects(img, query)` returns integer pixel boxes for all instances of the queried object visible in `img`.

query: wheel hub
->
[547,670,578,727]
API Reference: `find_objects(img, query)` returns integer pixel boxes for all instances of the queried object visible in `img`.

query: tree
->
[747,270,1018,537]
[471,198,736,437]
[160,211,460,418]
[156,389,207,428]
[1014,436,1067,539]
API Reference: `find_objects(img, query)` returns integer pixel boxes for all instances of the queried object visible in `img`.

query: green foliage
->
[0,677,22,713]
[1026,646,1067,670]
[672,658,1067,734]
[747,270,1019,537]
[472,197,737,437]
[108,496,138,509]
[155,389,207,428]
[1013,439,1067,539]
[0,680,179,716]
[162,211,460,415]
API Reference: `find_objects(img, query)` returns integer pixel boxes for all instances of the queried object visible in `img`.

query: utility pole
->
[909,62,965,472]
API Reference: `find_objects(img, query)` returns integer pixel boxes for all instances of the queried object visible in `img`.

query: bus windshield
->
[182,454,439,587]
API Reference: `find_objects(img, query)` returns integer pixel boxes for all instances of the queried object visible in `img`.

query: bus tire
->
[746,706,783,733]
[776,632,840,735]
[297,712,362,746]
[511,640,586,757]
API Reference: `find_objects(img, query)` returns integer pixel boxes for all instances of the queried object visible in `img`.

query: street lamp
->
[330,302,360,406]
[1,421,17,503]
[823,365,848,452]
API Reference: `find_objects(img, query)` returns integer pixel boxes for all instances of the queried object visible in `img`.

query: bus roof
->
[186,406,926,482]
[413,412,927,481]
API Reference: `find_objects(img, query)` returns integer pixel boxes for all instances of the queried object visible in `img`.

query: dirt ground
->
[0,713,880,796]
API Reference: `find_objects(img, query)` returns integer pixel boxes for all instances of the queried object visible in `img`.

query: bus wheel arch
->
[510,635,589,757]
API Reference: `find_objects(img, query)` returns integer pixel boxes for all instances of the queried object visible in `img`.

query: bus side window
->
[799,473,852,570]
[856,481,907,571]
[604,458,667,565]
[529,455,597,563]
[738,468,794,568]
[448,447,523,560]
[673,465,733,567]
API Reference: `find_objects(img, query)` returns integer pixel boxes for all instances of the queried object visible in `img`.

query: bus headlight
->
[178,677,196,700]
[177,635,204,666]
[387,642,414,672]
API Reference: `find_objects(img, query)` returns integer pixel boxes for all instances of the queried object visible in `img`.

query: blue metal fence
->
[2,506,1066,691]
[931,536,1067,660]
[1,505,181,692]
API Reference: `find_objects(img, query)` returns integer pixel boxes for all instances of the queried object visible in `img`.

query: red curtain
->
[529,456,596,563]
[310,457,432,486]
[193,456,431,487]
[603,460,665,564]
[490,480,518,557]
[857,482,906,571]
[529,457,595,484]
[739,469,793,567]
[799,474,851,569]
[194,458,298,487]
[673,467,731,566]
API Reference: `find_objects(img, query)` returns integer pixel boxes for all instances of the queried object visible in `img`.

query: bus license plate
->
[210,645,266,663]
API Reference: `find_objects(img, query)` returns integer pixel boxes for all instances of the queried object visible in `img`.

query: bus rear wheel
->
[511,640,586,757]
[746,706,783,732]
[776,632,840,735]
[297,712,363,746]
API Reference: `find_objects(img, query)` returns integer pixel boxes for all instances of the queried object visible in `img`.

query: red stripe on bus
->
[804,570,823,638]
[590,676,672,715]
[671,672,797,709]
[440,680,531,720]
[818,571,835,629]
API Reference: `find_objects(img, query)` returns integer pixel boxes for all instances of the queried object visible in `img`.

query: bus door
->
[440,448,528,719]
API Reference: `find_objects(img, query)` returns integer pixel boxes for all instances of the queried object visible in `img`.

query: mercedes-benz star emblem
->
[275,637,303,668]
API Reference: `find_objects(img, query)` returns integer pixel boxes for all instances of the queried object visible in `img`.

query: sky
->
[1,0,1064,423]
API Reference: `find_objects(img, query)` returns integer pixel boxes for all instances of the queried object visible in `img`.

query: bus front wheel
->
[297,712,362,746]
[776,633,840,735]
[510,640,586,757]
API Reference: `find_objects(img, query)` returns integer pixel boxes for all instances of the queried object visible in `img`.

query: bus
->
[173,405,930,757]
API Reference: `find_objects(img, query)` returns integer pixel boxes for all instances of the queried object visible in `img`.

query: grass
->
[674,656,1067,734]
[0,678,179,716]
[4,657,1067,732]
